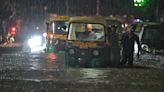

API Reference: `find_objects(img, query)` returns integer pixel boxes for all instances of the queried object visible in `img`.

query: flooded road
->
[0,51,164,92]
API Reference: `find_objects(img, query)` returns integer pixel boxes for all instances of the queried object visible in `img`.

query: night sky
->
[0,0,164,35]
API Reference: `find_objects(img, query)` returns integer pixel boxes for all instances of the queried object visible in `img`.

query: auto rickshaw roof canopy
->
[69,16,107,25]
[48,16,70,23]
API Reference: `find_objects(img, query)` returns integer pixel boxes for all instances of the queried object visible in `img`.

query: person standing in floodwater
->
[120,24,141,67]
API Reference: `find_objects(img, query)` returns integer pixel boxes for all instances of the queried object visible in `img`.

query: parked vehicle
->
[139,22,164,54]
[46,16,70,53]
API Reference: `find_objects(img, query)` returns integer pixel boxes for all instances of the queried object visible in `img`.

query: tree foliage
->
[0,0,12,19]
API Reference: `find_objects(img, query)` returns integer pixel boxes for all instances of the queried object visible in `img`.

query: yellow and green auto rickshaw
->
[66,16,121,67]
[46,16,70,53]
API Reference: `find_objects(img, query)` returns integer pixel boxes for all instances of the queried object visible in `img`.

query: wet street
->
[0,49,164,92]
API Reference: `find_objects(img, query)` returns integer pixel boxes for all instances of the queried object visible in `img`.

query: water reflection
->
[46,74,56,80]
[79,69,109,83]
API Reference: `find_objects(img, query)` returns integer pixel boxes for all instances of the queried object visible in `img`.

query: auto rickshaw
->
[66,16,121,67]
[46,16,70,53]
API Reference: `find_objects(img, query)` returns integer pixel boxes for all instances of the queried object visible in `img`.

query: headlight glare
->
[28,36,42,48]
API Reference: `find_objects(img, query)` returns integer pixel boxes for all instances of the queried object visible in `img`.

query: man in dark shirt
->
[121,24,141,67]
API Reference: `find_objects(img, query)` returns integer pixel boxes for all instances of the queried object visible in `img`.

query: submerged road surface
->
[0,51,163,92]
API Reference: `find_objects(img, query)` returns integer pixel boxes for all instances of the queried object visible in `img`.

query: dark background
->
[0,0,164,39]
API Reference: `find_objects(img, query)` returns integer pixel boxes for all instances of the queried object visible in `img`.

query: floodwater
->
[0,51,163,92]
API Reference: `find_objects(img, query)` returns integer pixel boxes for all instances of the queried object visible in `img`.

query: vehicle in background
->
[66,16,121,67]
[46,16,70,53]
[139,22,164,55]
[0,25,23,51]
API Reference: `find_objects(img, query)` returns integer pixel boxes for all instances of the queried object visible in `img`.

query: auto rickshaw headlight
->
[50,34,53,39]
[69,49,75,55]
[93,50,99,56]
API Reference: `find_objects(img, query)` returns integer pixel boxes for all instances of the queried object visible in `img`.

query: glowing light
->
[134,4,138,6]
[12,27,16,31]
[125,24,128,27]
[28,36,42,52]
[134,42,139,54]
[52,22,55,33]
[47,53,57,60]
[133,19,143,23]
[11,27,16,35]
[134,0,147,7]
[43,32,47,37]
[36,26,39,30]
[50,34,53,38]
[134,0,137,2]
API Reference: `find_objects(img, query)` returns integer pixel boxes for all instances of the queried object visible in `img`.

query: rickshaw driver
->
[79,24,97,40]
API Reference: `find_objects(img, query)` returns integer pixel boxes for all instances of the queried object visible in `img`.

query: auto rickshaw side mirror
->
[61,25,68,34]
[62,25,67,30]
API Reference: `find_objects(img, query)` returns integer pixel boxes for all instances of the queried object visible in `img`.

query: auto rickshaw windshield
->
[68,23,105,41]
[47,21,68,34]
